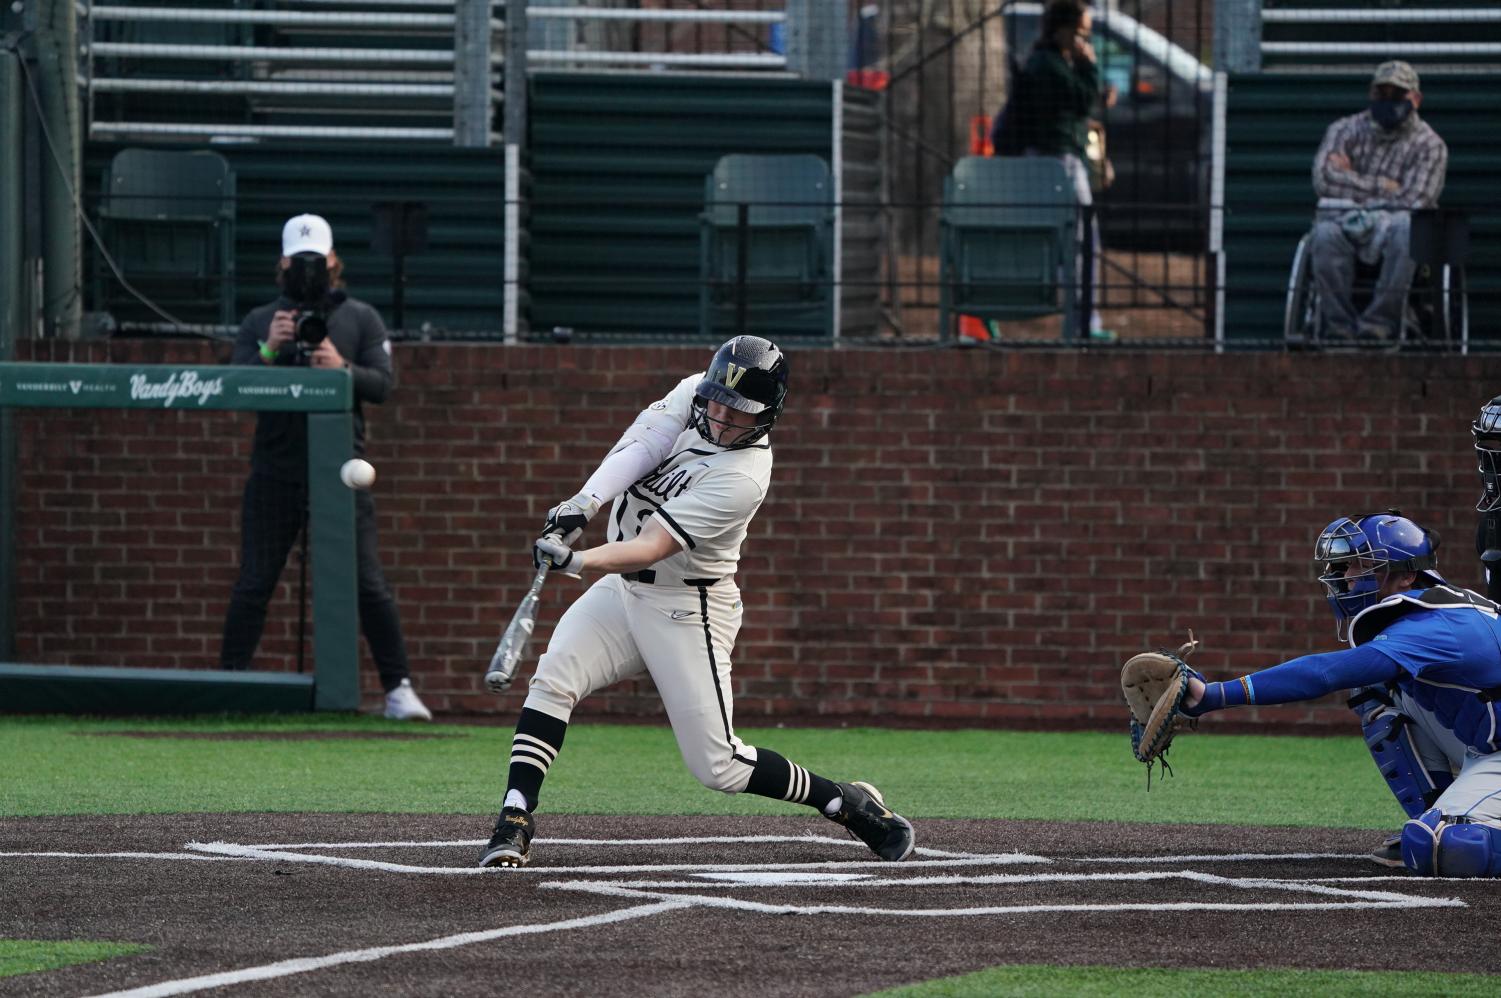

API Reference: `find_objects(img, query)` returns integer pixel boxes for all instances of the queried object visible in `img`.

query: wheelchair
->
[1283,208,1469,352]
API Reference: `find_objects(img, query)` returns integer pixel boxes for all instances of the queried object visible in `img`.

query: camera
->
[294,310,328,349]
[285,252,332,364]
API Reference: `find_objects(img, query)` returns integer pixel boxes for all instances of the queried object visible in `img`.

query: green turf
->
[868,965,1501,997]
[0,714,1403,829]
[0,940,148,979]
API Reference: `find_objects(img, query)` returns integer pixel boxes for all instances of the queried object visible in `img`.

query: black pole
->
[391,202,406,332]
[736,201,749,336]
[392,248,406,332]
[1080,203,1096,342]
[295,505,310,674]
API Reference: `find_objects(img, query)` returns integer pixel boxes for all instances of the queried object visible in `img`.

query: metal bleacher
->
[83,0,502,143]
[1260,1,1501,74]
[80,2,796,146]
[74,3,837,341]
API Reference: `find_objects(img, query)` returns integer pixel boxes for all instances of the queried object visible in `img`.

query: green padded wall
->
[0,663,314,714]
[1223,72,1501,345]
[0,362,358,714]
[527,72,835,339]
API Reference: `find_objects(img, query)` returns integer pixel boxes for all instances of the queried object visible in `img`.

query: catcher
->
[1124,510,1501,877]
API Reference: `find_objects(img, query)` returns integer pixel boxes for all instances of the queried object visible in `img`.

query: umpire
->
[219,214,431,721]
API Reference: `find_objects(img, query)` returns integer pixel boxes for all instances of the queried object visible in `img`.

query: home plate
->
[694,871,875,885]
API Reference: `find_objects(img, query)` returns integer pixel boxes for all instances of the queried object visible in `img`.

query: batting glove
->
[542,492,601,546]
[533,534,583,577]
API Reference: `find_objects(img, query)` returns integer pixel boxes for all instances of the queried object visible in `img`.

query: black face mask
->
[1369,98,1413,131]
[284,252,330,305]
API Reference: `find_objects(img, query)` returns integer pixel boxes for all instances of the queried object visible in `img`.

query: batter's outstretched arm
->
[535,518,682,577]
[576,375,700,507]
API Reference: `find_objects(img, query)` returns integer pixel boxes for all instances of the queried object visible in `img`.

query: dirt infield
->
[2,814,1497,997]
[80,731,456,742]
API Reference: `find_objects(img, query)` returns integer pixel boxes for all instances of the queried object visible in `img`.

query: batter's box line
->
[182,840,1047,875]
[227,833,997,861]
[540,869,1467,916]
[1255,874,1485,884]
[541,868,1460,893]
[1082,851,1370,864]
[0,850,243,863]
[82,900,692,998]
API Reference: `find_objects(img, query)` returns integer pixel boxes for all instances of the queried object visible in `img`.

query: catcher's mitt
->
[1120,631,1201,783]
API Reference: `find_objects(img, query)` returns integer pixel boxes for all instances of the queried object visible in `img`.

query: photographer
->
[220,214,431,720]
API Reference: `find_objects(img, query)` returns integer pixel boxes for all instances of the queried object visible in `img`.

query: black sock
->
[742,748,841,813]
[505,708,568,812]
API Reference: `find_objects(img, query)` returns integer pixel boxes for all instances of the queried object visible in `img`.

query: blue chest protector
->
[1351,587,1501,878]
[1349,585,1501,755]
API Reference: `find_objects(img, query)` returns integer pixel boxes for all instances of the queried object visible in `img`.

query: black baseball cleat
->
[478,807,535,868]
[827,781,915,861]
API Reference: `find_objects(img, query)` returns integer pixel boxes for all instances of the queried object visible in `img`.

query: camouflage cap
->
[1372,60,1420,93]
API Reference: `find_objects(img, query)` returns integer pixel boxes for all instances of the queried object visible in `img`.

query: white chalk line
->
[1082,852,1369,864]
[537,880,1464,916]
[578,868,1448,901]
[182,840,1047,875]
[230,834,992,860]
[1260,874,1479,884]
[13,836,1466,997]
[82,900,689,998]
[541,868,1460,910]
[0,851,241,862]
[242,833,851,850]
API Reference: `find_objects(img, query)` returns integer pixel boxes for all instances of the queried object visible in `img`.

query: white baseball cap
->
[281,213,334,256]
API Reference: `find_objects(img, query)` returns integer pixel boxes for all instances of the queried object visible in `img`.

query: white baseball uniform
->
[523,374,773,793]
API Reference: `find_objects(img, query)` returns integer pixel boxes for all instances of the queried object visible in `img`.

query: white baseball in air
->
[340,458,376,490]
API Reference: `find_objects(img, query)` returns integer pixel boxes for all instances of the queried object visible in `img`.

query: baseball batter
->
[1179,510,1501,877]
[479,336,915,868]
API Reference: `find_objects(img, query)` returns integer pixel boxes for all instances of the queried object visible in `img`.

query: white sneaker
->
[384,679,433,721]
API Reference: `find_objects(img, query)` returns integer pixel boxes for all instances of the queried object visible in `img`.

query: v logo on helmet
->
[724,363,747,389]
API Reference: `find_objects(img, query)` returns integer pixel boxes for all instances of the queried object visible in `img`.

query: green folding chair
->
[95,148,237,328]
[698,154,835,339]
[939,156,1080,342]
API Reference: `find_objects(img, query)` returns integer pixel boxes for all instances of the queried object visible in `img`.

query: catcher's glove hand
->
[1120,631,1202,783]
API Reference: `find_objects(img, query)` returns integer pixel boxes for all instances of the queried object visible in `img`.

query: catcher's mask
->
[1474,395,1501,512]
[690,335,788,449]
[1315,510,1441,640]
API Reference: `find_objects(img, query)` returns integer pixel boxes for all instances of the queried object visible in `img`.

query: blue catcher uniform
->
[1184,511,1501,877]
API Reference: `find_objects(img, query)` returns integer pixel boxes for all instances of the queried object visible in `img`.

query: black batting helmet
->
[690,335,788,448]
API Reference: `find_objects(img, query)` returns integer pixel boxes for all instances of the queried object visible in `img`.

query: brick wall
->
[12,339,1501,730]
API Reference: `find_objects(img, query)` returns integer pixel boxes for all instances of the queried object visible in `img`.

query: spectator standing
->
[998,0,1114,340]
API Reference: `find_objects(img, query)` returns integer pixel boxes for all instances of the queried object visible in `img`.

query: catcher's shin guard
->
[1349,688,1451,819]
[1400,808,1501,878]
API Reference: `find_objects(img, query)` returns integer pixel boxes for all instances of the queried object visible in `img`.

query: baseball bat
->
[484,563,550,694]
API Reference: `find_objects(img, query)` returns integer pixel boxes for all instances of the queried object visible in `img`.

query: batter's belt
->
[619,569,721,587]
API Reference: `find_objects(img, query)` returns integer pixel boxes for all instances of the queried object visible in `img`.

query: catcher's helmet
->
[1473,396,1501,512]
[690,335,788,448]
[1315,510,1441,639]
